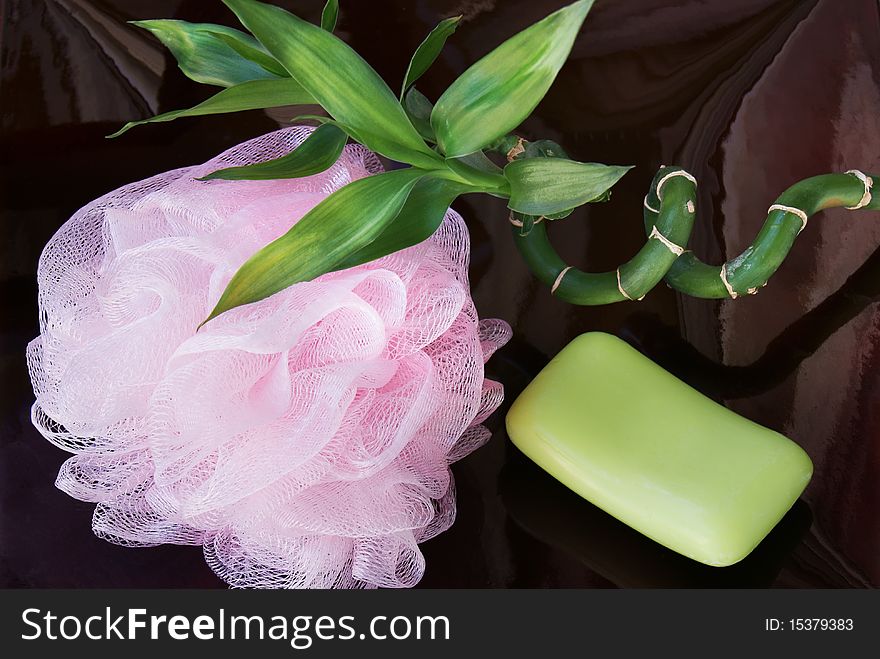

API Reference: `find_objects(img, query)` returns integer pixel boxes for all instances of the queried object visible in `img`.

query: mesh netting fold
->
[27,127,510,589]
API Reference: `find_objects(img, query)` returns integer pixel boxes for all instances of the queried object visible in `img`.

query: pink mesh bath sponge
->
[26,126,511,588]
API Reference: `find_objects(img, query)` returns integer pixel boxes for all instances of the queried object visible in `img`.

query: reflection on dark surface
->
[500,445,813,589]
[2,0,879,587]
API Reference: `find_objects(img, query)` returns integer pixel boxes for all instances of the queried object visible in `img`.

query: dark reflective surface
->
[499,446,813,588]
[2,0,878,588]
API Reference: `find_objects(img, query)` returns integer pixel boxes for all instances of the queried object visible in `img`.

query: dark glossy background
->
[2,0,878,588]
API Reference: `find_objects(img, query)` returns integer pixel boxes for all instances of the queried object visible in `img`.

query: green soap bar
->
[505,332,813,567]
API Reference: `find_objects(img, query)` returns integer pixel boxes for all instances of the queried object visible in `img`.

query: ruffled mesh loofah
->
[27,127,511,588]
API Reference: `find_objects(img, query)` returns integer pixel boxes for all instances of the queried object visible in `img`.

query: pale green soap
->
[505,332,813,567]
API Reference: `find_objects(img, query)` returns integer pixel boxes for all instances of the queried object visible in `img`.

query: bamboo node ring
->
[617,268,644,301]
[506,138,526,162]
[656,169,698,201]
[720,263,739,299]
[768,204,808,234]
[552,266,572,294]
[649,225,685,256]
[845,169,873,210]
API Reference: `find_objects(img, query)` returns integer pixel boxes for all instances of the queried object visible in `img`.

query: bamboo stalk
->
[511,165,877,303]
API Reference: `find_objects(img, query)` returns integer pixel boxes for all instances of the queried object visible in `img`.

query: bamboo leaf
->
[402,87,436,142]
[132,20,283,87]
[321,0,339,32]
[223,0,438,168]
[287,114,372,148]
[511,206,574,237]
[523,139,569,160]
[454,150,502,175]
[400,15,461,99]
[444,155,509,194]
[431,0,594,157]
[199,123,347,181]
[107,78,314,138]
[335,177,468,269]
[207,30,288,77]
[505,158,633,215]
[289,114,334,124]
[545,208,575,220]
[204,168,425,323]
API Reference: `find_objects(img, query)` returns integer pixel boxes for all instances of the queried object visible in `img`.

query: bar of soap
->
[505,332,813,567]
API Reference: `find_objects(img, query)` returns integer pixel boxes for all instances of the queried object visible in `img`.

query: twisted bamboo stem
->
[512,166,878,303]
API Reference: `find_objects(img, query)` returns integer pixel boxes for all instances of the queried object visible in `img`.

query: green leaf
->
[223,0,438,168]
[287,114,374,147]
[199,123,348,181]
[289,114,334,125]
[204,168,425,324]
[504,158,633,216]
[444,155,509,193]
[132,20,284,87]
[107,78,315,138]
[206,29,289,77]
[511,206,575,236]
[523,139,569,160]
[545,208,575,220]
[453,150,502,175]
[321,0,339,32]
[402,87,436,142]
[431,0,594,157]
[510,211,537,237]
[400,15,461,99]
[335,177,468,269]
